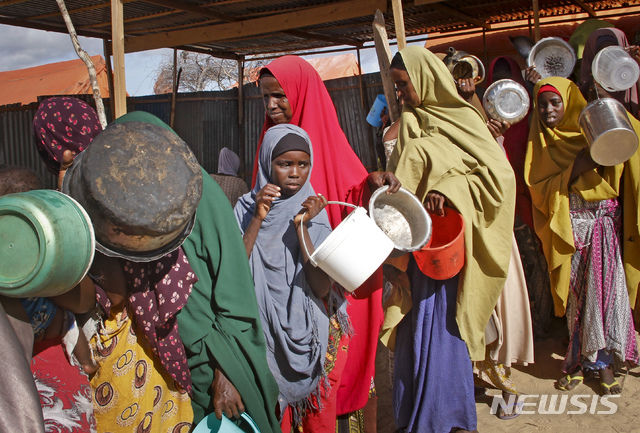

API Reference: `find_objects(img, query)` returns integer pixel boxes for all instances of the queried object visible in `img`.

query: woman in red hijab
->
[254,55,399,432]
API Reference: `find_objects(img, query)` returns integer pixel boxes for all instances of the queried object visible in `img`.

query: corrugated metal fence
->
[1,72,384,188]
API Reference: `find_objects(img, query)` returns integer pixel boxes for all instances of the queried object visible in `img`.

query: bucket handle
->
[298,201,359,268]
[239,412,260,433]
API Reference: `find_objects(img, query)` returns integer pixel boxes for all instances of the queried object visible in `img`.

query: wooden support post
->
[103,39,115,123]
[111,0,127,118]
[356,47,366,109]
[56,0,107,128]
[372,9,400,122]
[391,0,406,50]
[170,48,178,128]
[237,57,245,176]
[532,0,541,42]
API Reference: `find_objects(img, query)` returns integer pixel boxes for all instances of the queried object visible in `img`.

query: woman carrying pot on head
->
[579,27,640,119]
[525,77,640,395]
[235,124,337,431]
[255,55,400,432]
[383,46,516,433]
[64,112,280,433]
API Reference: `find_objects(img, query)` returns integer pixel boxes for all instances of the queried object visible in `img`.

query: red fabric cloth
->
[538,84,562,97]
[31,338,96,432]
[253,55,383,414]
[486,56,534,228]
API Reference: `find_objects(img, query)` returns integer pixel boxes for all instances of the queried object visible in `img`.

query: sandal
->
[497,400,522,420]
[556,373,584,391]
[600,379,621,395]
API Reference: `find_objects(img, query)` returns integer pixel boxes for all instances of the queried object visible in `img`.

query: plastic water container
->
[0,190,95,298]
[366,94,388,127]
[300,201,394,292]
[592,46,640,92]
[192,412,260,433]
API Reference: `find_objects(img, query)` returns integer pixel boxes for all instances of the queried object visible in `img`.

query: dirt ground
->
[374,326,640,433]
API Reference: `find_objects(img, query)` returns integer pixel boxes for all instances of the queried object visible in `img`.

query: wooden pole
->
[356,47,366,109]
[56,0,107,128]
[372,9,400,121]
[391,0,406,50]
[170,48,178,128]
[103,39,115,123]
[237,57,245,176]
[111,0,127,117]
[532,0,541,42]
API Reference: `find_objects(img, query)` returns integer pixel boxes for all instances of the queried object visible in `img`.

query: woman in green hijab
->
[383,46,516,433]
[113,112,280,432]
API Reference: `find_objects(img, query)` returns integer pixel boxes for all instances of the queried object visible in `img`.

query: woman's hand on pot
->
[524,66,542,85]
[367,171,401,193]
[425,191,447,216]
[294,194,327,226]
[255,184,280,220]
[456,78,476,101]
[211,368,245,420]
[487,119,510,138]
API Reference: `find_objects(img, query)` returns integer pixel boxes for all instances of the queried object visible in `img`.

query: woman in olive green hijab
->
[383,46,516,433]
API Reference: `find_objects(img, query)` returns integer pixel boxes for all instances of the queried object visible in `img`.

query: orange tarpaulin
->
[0,55,110,106]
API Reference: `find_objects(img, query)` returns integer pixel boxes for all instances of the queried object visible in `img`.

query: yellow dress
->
[90,306,193,433]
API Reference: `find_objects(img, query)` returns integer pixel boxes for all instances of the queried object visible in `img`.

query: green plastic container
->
[0,190,95,298]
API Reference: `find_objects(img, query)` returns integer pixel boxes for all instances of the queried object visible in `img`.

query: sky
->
[0,24,425,97]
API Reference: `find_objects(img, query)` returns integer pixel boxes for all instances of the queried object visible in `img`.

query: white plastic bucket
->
[300,201,394,292]
[592,46,640,92]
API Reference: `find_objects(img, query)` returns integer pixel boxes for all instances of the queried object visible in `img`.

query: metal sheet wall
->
[1,72,384,188]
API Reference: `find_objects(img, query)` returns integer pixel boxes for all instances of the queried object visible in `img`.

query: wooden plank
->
[391,0,406,50]
[111,0,127,117]
[372,9,400,122]
[124,0,387,53]
[532,0,540,41]
[103,39,116,122]
[574,0,596,17]
[414,0,445,4]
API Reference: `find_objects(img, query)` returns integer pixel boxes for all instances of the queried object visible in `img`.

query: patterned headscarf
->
[95,247,197,394]
[33,97,101,173]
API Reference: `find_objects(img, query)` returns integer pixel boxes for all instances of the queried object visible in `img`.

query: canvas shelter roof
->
[0,55,110,106]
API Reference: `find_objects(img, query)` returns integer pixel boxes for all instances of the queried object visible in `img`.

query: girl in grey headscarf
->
[234,124,334,426]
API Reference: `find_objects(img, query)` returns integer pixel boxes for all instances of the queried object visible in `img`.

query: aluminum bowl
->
[369,185,432,257]
[482,79,530,124]
[527,37,576,78]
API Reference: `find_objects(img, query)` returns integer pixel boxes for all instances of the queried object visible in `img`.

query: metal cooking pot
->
[579,98,638,166]
[443,47,485,84]
[62,121,203,261]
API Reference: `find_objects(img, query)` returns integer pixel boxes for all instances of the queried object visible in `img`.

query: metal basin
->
[528,37,576,78]
[579,98,638,166]
[483,79,530,124]
[369,186,432,257]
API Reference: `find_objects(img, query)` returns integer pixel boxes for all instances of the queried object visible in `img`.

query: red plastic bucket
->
[412,208,465,280]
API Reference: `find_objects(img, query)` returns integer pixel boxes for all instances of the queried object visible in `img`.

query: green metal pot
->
[0,189,95,298]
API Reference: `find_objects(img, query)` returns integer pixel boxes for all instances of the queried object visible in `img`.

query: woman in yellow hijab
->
[384,45,516,433]
[525,77,640,395]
